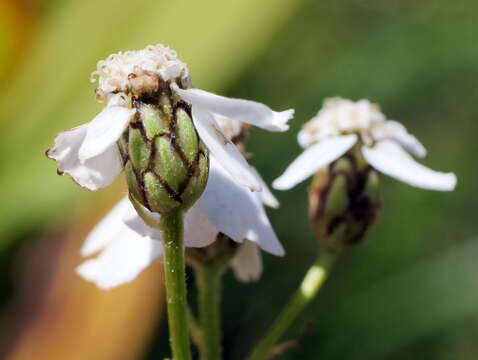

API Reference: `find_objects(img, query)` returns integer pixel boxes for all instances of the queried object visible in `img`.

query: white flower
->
[77,158,282,289]
[273,97,457,191]
[47,44,294,192]
[77,110,282,289]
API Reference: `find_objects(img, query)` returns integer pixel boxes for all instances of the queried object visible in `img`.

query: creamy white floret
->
[90,44,191,101]
[298,98,386,148]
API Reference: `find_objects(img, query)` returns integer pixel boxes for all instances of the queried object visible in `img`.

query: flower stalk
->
[159,209,192,360]
[195,261,224,360]
[248,251,337,360]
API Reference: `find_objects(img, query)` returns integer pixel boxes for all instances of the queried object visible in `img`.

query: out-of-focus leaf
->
[0,0,302,249]
[302,238,478,359]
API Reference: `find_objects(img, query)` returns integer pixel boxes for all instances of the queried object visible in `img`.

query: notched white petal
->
[191,105,262,191]
[362,140,457,191]
[230,241,263,283]
[198,159,284,256]
[273,134,358,190]
[78,95,136,161]
[46,124,123,190]
[173,84,293,132]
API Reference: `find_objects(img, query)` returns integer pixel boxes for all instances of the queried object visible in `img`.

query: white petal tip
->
[416,146,427,158]
[75,263,122,290]
[249,239,284,257]
[362,141,458,192]
[80,244,97,257]
[434,173,457,191]
[266,198,280,209]
[75,262,108,290]
[260,240,285,257]
[272,109,294,132]
[275,248,286,257]
[272,177,293,191]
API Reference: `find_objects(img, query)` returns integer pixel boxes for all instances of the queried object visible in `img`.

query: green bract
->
[118,82,209,215]
[309,146,381,252]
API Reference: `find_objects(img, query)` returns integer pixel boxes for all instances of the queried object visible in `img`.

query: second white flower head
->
[274,97,456,191]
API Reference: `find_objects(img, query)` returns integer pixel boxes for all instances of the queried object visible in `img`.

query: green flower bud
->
[118,81,209,214]
[309,146,381,253]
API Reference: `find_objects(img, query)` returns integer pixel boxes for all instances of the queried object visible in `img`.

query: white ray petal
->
[362,140,457,191]
[191,105,262,191]
[198,158,284,256]
[173,84,293,132]
[184,206,219,248]
[81,197,132,256]
[272,135,358,190]
[123,199,218,248]
[123,198,162,240]
[46,124,123,190]
[251,167,279,208]
[372,120,427,158]
[76,231,162,290]
[230,241,263,283]
[78,94,136,161]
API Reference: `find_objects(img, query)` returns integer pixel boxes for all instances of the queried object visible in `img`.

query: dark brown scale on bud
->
[309,146,381,253]
[230,124,250,153]
[118,79,209,215]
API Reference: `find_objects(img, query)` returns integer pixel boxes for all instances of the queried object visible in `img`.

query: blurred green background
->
[0,0,477,359]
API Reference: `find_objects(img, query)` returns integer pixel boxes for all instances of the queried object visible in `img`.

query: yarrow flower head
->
[60,47,293,289]
[273,97,457,191]
[273,98,456,251]
[47,44,294,216]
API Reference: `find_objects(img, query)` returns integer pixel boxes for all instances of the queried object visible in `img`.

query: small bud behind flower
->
[118,80,209,214]
[309,146,381,252]
[187,234,239,269]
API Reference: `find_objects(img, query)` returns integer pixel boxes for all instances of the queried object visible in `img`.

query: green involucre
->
[119,92,209,215]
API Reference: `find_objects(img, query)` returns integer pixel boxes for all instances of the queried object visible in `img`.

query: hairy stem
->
[160,209,192,360]
[196,262,223,360]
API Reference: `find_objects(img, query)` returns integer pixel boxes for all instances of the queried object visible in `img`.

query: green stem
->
[160,209,192,360]
[196,262,223,360]
[187,305,203,347]
[248,251,337,360]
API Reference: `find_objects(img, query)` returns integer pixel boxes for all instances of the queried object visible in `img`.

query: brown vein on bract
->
[170,101,199,197]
